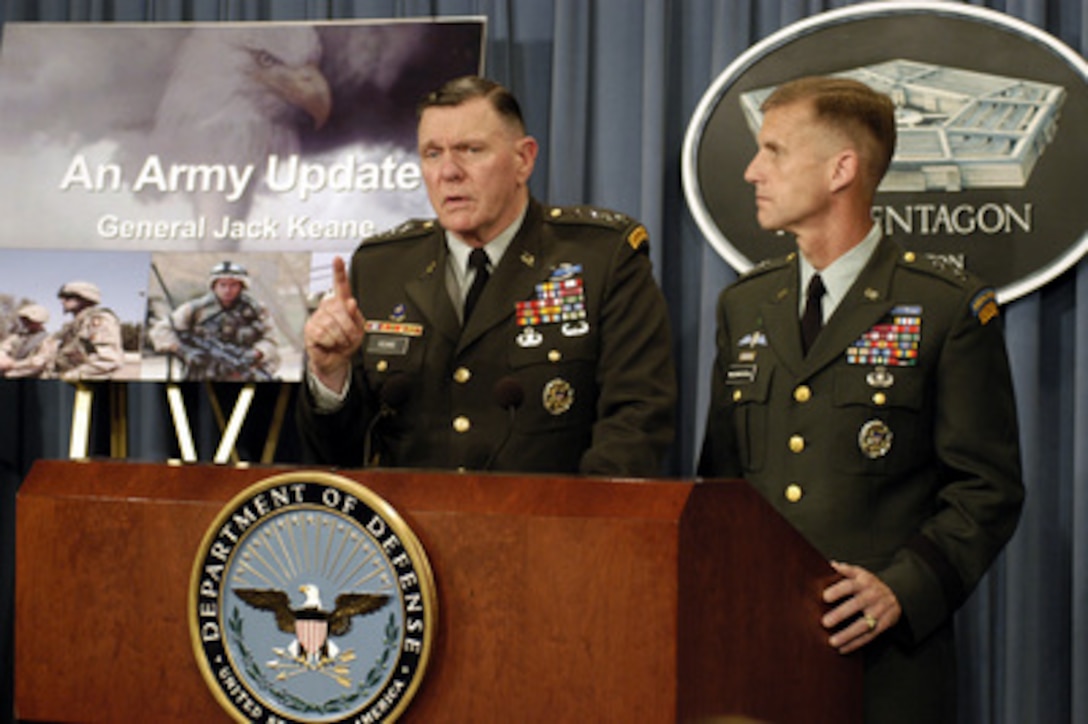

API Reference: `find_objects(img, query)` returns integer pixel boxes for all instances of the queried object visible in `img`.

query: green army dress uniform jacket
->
[298,198,676,477]
[698,236,1023,723]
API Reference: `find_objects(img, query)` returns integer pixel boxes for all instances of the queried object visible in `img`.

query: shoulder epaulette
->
[734,252,795,284]
[362,219,439,246]
[545,205,647,250]
[897,249,974,286]
[898,250,1000,324]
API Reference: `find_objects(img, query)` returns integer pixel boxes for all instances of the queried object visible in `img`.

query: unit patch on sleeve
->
[970,289,1000,326]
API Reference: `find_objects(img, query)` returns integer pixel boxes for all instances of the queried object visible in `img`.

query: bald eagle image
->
[139,25,332,230]
[235,583,390,666]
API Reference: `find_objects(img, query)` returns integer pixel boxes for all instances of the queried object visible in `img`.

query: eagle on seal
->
[235,584,390,665]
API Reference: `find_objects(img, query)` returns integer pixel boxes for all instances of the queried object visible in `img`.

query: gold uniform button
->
[785,484,803,503]
[788,435,805,454]
[548,349,562,362]
[872,391,887,406]
[550,207,562,218]
[453,367,472,384]
[452,416,471,433]
[376,359,388,372]
[903,251,916,263]
[732,389,743,402]
[793,385,811,403]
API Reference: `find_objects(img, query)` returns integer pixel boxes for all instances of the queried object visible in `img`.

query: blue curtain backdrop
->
[0,1,1084,722]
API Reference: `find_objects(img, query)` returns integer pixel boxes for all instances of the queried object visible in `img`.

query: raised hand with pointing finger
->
[304,256,366,394]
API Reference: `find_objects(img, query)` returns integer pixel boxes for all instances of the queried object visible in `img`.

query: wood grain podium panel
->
[15,460,859,723]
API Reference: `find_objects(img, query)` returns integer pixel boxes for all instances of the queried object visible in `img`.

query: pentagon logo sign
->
[683,1,1088,303]
[190,472,436,723]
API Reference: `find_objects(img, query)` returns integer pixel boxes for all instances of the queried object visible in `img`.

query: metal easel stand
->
[68,381,128,460]
[68,379,291,464]
[164,381,292,465]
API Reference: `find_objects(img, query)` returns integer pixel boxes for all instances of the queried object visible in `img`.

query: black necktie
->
[463,248,490,323]
[800,274,825,355]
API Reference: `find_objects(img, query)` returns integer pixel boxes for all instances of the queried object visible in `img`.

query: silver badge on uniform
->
[562,321,589,337]
[550,263,582,280]
[738,331,768,348]
[542,377,574,415]
[517,326,543,348]
[858,419,893,459]
[866,365,895,388]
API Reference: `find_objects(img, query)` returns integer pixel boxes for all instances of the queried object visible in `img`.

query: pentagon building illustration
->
[740,59,1066,192]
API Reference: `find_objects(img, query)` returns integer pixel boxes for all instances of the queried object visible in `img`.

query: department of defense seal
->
[189,471,436,723]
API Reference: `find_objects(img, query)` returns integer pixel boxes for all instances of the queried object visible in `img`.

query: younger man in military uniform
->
[698,76,1023,723]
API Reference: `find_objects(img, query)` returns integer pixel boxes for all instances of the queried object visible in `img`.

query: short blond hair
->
[762,76,896,190]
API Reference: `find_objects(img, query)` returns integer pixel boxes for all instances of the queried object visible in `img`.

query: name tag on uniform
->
[367,335,409,355]
[727,363,757,385]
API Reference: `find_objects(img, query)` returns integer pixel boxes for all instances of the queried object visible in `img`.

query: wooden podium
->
[15,460,860,723]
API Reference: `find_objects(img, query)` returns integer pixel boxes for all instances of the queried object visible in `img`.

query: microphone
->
[363,373,412,466]
[483,376,525,470]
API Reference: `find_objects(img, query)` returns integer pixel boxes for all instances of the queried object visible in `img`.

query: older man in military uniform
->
[52,281,123,381]
[698,76,1023,723]
[0,303,56,378]
[149,260,280,381]
[297,76,675,475]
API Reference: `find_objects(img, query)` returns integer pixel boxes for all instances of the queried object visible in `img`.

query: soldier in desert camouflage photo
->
[51,281,124,381]
[148,260,280,381]
[0,303,57,379]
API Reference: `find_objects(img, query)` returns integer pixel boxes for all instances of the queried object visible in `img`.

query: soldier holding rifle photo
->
[149,260,280,382]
